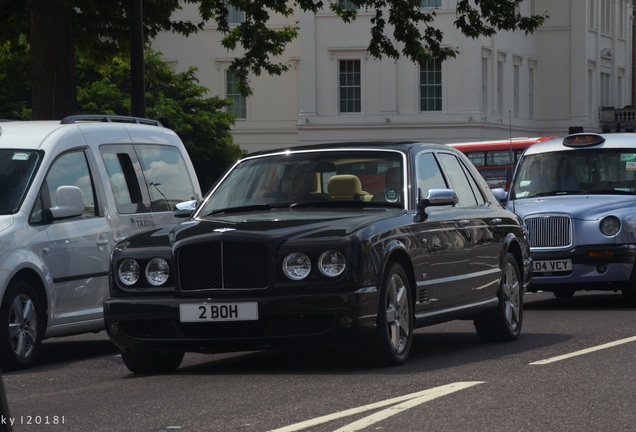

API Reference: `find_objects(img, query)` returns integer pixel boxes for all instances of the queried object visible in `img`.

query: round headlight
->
[145,257,170,286]
[282,252,311,280]
[118,259,140,286]
[318,250,346,277]
[600,216,621,236]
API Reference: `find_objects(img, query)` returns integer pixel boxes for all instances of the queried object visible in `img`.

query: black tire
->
[0,280,44,371]
[474,253,523,342]
[621,269,636,306]
[371,262,413,366]
[120,349,184,374]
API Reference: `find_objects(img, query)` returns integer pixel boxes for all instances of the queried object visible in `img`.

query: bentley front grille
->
[177,241,270,291]
[524,215,572,248]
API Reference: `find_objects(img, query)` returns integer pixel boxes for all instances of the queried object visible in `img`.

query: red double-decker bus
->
[449,136,557,190]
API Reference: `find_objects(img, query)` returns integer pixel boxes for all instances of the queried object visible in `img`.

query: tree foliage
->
[0,0,546,118]
[77,50,245,190]
[0,43,244,189]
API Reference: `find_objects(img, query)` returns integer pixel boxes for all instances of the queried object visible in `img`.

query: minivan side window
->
[136,145,198,211]
[31,151,97,223]
[101,144,198,214]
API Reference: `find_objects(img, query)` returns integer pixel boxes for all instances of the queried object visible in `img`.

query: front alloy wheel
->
[0,280,43,370]
[373,262,413,366]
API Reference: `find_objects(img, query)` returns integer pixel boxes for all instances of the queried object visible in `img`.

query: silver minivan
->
[0,115,201,370]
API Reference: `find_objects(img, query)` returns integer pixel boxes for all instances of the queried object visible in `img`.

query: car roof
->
[523,133,636,156]
[247,140,447,156]
[0,117,169,151]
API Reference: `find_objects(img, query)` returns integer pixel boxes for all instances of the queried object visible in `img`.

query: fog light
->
[597,264,607,273]
[338,316,353,328]
[109,322,119,335]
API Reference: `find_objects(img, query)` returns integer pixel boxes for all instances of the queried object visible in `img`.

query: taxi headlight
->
[600,216,621,236]
[145,257,170,286]
[318,250,346,277]
[118,259,140,286]
[282,252,311,280]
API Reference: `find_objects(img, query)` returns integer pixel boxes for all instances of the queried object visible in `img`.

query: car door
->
[412,151,472,310]
[32,150,111,331]
[436,152,501,304]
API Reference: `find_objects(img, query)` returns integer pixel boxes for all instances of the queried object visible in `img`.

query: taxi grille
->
[177,241,270,291]
[524,215,572,248]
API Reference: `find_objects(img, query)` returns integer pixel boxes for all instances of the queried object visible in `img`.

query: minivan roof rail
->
[61,115,163,127]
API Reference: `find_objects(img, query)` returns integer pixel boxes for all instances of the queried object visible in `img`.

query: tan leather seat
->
[328,174,371,201]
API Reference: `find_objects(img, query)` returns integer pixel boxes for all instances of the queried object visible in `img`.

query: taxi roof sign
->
[563,133,606,147]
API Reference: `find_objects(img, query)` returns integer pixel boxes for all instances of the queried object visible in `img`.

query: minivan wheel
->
[0,280,44,371]
[474,253,523,342]
[120,349,184,374]
[371,262,413,366]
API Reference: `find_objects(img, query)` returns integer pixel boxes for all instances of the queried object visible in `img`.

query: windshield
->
[511,148,636,199]
[199,150,405,215]
[0,150,41,214]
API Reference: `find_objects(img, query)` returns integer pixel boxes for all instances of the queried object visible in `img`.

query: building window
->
[601,0,612,34]
[419,60,442,112]
[420,0,441,8]
[513,63,520,118]
[497,58,504,116]
[482,57,489,114]
[227,5,245,24]
[528,66,535,120]
[618,0,626,37]
[601,72,611,106]
[226,70,246,119]
[339,59,361,113]
[589,0,597,30]
[338,0,358,10]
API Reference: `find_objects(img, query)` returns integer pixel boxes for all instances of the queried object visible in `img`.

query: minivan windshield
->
[511,148,636,199]
[0,150,40,214]
[198,150,404,215]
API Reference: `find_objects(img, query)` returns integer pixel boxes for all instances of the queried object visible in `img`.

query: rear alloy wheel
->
[120,350,184,374]
[0,280,44,371]
[474,253,523,342]
[372,262,413,366]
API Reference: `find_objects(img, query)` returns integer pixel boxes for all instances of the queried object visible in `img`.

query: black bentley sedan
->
[104,141,532,373]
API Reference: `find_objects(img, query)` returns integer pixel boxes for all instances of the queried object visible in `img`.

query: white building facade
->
[152,0,634,153]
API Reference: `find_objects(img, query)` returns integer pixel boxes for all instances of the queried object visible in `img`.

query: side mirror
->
[418,188,458,210]
[491,187,508,203]
[47,186,84,220]
[174,199,197,218]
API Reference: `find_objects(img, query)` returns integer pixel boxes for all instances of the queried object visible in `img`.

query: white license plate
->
[179,302,258,322]
[533,259,572,273]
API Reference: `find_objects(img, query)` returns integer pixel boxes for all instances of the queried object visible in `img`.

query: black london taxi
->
[104,141,532,373]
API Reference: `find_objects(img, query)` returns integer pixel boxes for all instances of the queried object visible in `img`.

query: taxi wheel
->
[0,280,44,371]
[372,262,413,366]
[120,349,184,374]
[474,253,523,342]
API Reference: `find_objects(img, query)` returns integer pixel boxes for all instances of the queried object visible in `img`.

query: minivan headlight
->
[600,216,621,236]
[118,258,140,286]
[145,257,170,286]
[318,250,346,277]
[282,252,311,280]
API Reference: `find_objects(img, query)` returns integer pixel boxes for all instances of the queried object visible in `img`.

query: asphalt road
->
[2,290,636,432]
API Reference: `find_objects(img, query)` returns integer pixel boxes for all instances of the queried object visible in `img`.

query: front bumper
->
[529,243,636,289]
[104,287,380,354]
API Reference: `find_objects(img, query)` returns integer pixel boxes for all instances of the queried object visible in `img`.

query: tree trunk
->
[29,0,77,120]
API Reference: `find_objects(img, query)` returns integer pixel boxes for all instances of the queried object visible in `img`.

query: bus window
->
[448,136,557,190]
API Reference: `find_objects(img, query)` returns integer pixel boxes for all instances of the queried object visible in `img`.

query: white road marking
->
[529,335,636,365]
[269,381,484,432]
